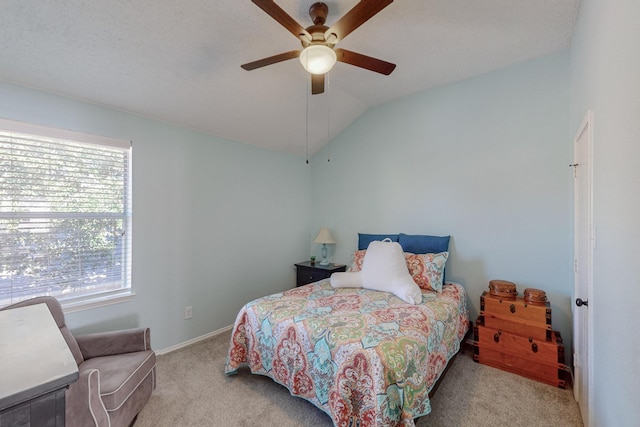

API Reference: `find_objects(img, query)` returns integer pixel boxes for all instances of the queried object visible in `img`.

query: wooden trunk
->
[480,291,551,325]
[476,313,552,342]
[474,346,566,388]
[474,324,565,388]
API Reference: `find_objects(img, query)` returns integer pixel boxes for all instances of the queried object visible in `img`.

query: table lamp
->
[314,228,336,266]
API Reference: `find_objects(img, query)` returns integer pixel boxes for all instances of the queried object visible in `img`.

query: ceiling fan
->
[241,0,396,95]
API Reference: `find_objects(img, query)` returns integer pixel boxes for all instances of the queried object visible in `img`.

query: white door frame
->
[573,110,594,427]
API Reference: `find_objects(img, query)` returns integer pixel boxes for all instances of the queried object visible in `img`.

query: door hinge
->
[574,258,578,273]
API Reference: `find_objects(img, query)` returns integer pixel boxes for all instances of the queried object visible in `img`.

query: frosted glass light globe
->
[299,45,337,75]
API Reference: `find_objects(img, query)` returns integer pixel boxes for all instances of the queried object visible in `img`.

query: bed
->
[224,278,469,426]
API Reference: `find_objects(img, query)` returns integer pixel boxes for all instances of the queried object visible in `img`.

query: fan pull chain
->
[327,73,331,163]
[306,76,309,164]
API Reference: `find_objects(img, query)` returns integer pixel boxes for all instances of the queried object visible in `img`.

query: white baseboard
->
[156,324,233,355]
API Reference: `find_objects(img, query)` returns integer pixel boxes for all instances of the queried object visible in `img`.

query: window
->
[0,119,132,309]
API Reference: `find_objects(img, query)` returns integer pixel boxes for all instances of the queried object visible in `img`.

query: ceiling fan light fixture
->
[299,45,336,75]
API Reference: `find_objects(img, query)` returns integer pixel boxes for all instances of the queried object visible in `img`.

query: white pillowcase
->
[361,239,422,304]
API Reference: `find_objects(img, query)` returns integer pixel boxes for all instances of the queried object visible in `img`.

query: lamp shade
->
[299,45,337,75]
[314,228,336,244]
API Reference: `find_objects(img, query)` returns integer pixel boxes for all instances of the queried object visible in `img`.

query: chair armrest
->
[76,327,151,359]
[66,368,109,427]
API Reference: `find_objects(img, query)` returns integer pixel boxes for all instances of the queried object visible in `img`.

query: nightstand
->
[294,261,346,287]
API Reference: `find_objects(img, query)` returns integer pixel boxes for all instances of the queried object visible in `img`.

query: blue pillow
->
[358,233,399,250]
[398,233,450,254]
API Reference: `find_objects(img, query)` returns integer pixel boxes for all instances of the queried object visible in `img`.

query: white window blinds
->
[0,119,132,307]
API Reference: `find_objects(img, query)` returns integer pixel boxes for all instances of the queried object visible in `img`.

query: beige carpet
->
[135,330,583,426]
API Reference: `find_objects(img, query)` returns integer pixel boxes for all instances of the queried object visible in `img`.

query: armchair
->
[1,297,156,427]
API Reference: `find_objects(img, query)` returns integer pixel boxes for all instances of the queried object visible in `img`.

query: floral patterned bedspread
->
[225,280,469,427]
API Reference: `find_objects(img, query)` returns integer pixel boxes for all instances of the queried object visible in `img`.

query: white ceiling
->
[0,1,581,157]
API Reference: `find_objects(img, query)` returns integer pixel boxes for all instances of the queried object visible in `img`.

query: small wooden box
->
[480,291,551,326]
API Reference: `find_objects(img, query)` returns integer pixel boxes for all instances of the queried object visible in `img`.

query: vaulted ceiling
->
[0,1,581,156]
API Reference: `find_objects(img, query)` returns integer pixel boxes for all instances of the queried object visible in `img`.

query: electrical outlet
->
[184,306,193,319]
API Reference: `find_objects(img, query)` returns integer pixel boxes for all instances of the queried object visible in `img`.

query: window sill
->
[61,290,136,314]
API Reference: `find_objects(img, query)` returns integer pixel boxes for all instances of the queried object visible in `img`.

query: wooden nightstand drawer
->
[294,261,346,287]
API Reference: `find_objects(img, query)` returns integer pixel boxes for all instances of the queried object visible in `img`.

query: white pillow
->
[330,271,363,288]
[361,240,422,304]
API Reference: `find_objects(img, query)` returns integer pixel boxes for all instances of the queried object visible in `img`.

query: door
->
[573,110,593,426]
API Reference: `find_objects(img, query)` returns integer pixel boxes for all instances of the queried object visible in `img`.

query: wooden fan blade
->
[252,0,312,42]
[311,74,325,95]
[241,50,301,71]
[324,0,393,43]
[335,48,396,75]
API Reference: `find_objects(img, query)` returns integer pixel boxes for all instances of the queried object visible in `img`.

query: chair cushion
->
[80,350,156,412]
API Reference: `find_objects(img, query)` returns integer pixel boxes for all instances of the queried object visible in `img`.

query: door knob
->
[576,298,588,307]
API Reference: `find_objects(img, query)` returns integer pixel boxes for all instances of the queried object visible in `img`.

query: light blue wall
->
[310,52,574,351]
[570,0,640,425]
[0,81,312,350]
